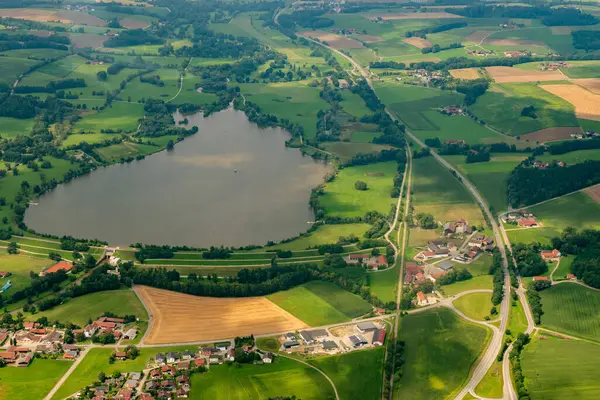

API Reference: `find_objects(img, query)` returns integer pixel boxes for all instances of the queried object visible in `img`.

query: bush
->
[354,180,368,191]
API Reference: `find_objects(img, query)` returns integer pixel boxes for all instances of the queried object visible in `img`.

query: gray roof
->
[323,340,338,350]
[129,372,142,380]
[307,329,328,338]
[299,330,315,343]
[349,335,368,346]
[283,340,299,348]
[357,322,377,331]
[439,261,453,271]
[155,353,165,360]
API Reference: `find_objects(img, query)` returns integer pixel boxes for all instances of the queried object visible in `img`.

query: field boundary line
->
[133,285,153,345]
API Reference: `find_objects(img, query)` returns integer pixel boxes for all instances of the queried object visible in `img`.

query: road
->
[297,33,515,400]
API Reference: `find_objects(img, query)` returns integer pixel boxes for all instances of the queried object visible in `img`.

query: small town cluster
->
[279,320,386,355]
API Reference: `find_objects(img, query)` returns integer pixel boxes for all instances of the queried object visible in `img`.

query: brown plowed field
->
[486,66,564,83]
[0,9,106,26]
[136,286,308,344]
[299,31,363,49]
[69,33,107,49]
[120,18,151,29]
[574,78,600,94]
[402,37,432,49]
[466,30,494,43]
[584,185,600,204]
[374,12,464,20]
[520,127,583,143]
[449,68,481,80]
[485,39,545,47]
[541,84,600,121]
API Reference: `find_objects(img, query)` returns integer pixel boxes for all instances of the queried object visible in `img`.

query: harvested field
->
[135,286,308,344]
[466,30,495,43]
[584,184,600,204]
[485,39,545,47]
[541,84,600,121]
[357,35,384,43]
[299,31,363,49]
[486,66,564,83]
[120,18,151,29]
[69,33,107,49]
[0,8,106,25]
[574,78,600,94]
[373,12,464,20]
[449,68,481,80]
[520,127,583,143]
[402,37,432,49]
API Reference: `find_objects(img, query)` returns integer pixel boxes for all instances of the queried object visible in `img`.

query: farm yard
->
[135,286,308,344]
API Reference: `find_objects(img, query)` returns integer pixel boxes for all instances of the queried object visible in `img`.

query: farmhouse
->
[322,340,339,351]
[444,219,472,236]
[283,340,300,350]
[468,235,495,250]
[438,261,454,271]
[416,291,428,306]
[344,254,388,270]
[372,329,386,346]
[533,276,549,281]
[40,261,73,276]
[518,218,538,227]
[404,262,424,284]
[338,79,349,89]
[0,271,11,278]
[504,50,531,58]
[540,249,561,260]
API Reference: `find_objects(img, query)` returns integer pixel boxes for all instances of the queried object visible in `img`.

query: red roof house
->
[193,358,205,367]
[518,218,538,227]
[40,261,73,276]
[533,276,549,281]
[541,249,561,260]
[567,274,576,280]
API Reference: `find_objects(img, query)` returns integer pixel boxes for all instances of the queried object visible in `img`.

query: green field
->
[0,117,37,140]
[311,348,385,400]
[539,283,600,341]
[74,102,144,133]
[320,161,397,218]
[267,223,371,251]
[0,358,72,400]
[538,149,600,165]
[474,360,503,399]
[190,357,335,400]
[505,226,559,246]
[340,90,372,119]
[62,132,121,147]
[561,60,600,79]
[95,139,173,162]
[411,156,483,226]
[470,83,578,136]
[322,142,393,163]
[521,336,600,400]
[267,281,372,326]
[551,256,574,281]
[453,292,494,320]
[28,290,148,326]
[527,191,600,233]
[367,267,398,303]
[508,297,528,337]
[0,253,54,294]
[0,56,39,85]
[396,308,490,399]
[442,275,494,296]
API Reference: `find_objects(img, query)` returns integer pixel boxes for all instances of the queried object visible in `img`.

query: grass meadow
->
[507,297,528,337]
[311,348,385,400]
[266,223,372,251]
[190,357,335,400]
[527,191,600,233]
[396,308,490,400]
[0,117,37,139]
[442,275,494,296]
[0,56,39,85]
[267,281,372,326]
[340,90,373,119]
[320,161,397,218]
[0,358,72,400]
[367,267,398,303]
[74,102,144,133]
[538,149,600,164]
[561,60,600,79]
[539,283,600,341]
[474,360,503,399]
[521,336,600,400]
[552,256,574,281]
[453,292,494,320]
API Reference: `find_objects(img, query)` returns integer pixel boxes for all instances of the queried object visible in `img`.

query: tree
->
[98,372,106,382]
[354,180,368,191]
[7,242,18,254]
[48,252,62,261]
[85,254,96,269]
[97,71,108,82]
[415,213,436,229]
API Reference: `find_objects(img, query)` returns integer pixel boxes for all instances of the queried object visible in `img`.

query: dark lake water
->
[25,107,331,247]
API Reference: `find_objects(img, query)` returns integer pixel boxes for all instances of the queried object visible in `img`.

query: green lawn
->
[267,281,372,326]
[521,336,600,400]
[0,117,36,140]
[340,90,372,119]
[190,357,335,400]
[74,102,144,133]
[320,161,397,218]
[507,297,528,337]
[266,223,372,251]
[367,267,398,303]
[505,226,560,246]
[396,308,491,400]
[453,292,494,320]
[62,132,121,147]
[538,149,600,165]
[539,283,600,341]
[311,348,385,400]
[27,290,148,326]
[0,358,71,400]
[442,275,494,296]
[52,346,196,400]
[474,360,503,399]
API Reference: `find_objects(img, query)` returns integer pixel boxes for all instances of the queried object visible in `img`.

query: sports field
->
[28,289,147,326]
[311,348,385,400]
[190,357,336,400]
[539,283,600,341]
[396,308,490,399]
[521,336,600,400]
[453,292,493,321]
[135,286,308,344]
[268,281,372,326]
[320,161,397,218]
[0,358,71,400]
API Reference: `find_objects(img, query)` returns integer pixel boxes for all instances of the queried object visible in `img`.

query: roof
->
[0,351,16,360]
[357,321,377,331]
[519,218,537,227]
[322,340,338,350]
[533,276,549,281]
[299,330,315,342]
[349,335,368,346]
[306,329,328,338]
[115,351,127,357]
[439,261,453,271]
[373,328,386,344]
[416,291,426,302]
[42,261,73,275]
[377,255,388,266]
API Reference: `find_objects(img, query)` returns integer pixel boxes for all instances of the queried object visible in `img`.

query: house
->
[125,379,138,389]
[117,389,133,400]
[0,271,11,278]
[193,358,205,368]
[372,329,386,346]
[40,261,73,276]
[30,328,47,335]
[94,321,117,330]
[427,241,451,256]
[23,321,40,330]
[160,380,175,390]
[146,381,158,391]
[166,352,179,363]
[16,353,32,367]
[261,352,274,363]
[0,351,17,364]
[284,332,296,341]
[115,351,127,360]
[177,375,190,386]
[161,365,176,375]
[518,218,538,227]
[209,355,222,364]
[344,254,388,270]
[322,340,339,351]
[283,340,300,350]
[533,276,549,281]
[157,391,171,399]
[63,350,79,360]
[177,360,190,370]
[540,249,561,260]
[123,329,137,340]
[567,273,576,280]
[182,350,195,360]
[155,353,166,365]
[139,393,155,400]
[356,322,377,333]
[176,388,188,399]
[416,291,428,306]
[438,261,454,271]
[299,330,316,345]
[444,219,472,236]
[84,324,99,338]
[129,372,142,381]
[445,139,466,146]
[150,369,162,380]
[338,79,349,89]
[428,271,447,283]
[404,262,423,284]
[201,348,218,356]
[348,335,368,348]
[468,235,494,249]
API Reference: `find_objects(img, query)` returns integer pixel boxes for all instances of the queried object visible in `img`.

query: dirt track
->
[135,286,308,344]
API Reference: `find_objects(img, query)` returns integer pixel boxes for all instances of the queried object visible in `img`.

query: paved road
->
[43,348,89,400]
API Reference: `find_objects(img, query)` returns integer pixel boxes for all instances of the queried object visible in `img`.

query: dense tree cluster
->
[550,228,600,288]
[547,138,600,155]
[490,249,505,305]
[104,29,164,47]
[452,5,597,26]
[572,30,600,51]
[406,22,467,38]
[509,333,531,399]
[512,243,548,277]
[436,268,472,286]
[456,78,489,105]
[370,61,406,70]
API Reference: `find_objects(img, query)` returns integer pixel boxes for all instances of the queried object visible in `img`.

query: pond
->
[25,107,331,247]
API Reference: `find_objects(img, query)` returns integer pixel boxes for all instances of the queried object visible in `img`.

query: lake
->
[25,107,331,247]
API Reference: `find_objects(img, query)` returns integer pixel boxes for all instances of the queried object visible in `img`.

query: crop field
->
[449,68,481,80]
[0,8,105,25]
[411,156,484,225]
[396,308,490,399]
[453,292,493,320]
[2,48,67,60]
[299,30,363,49]
[340,90,372,118]
[402,37,432,49]
[470,83,578,136]
[61,132,120,147]
[37,55,88,78]
[0,358,71,400]
[574,78,600,94]
[136,286,307,344]
[538,149,600,164]
[526,191,600,232]
[521,336,600,400]
[319,161,397,218]
[539,283,600,341]
[51,346,195,400]
[237,81,329,141]
[74,103,144,133]
[0,56,39,85]
[541,84,600,121]
[560,60,600,79]
[367,267,398,303]
[485,26,575,55]
[520,126,583,143]
[369,11,464,20]
[311,348,385,400]
[585,184,600,204]
[267,281,372,326]
[267,223,371,251]
[190,357,336,400]
[486,67,564,83]
[29,290,147,326]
